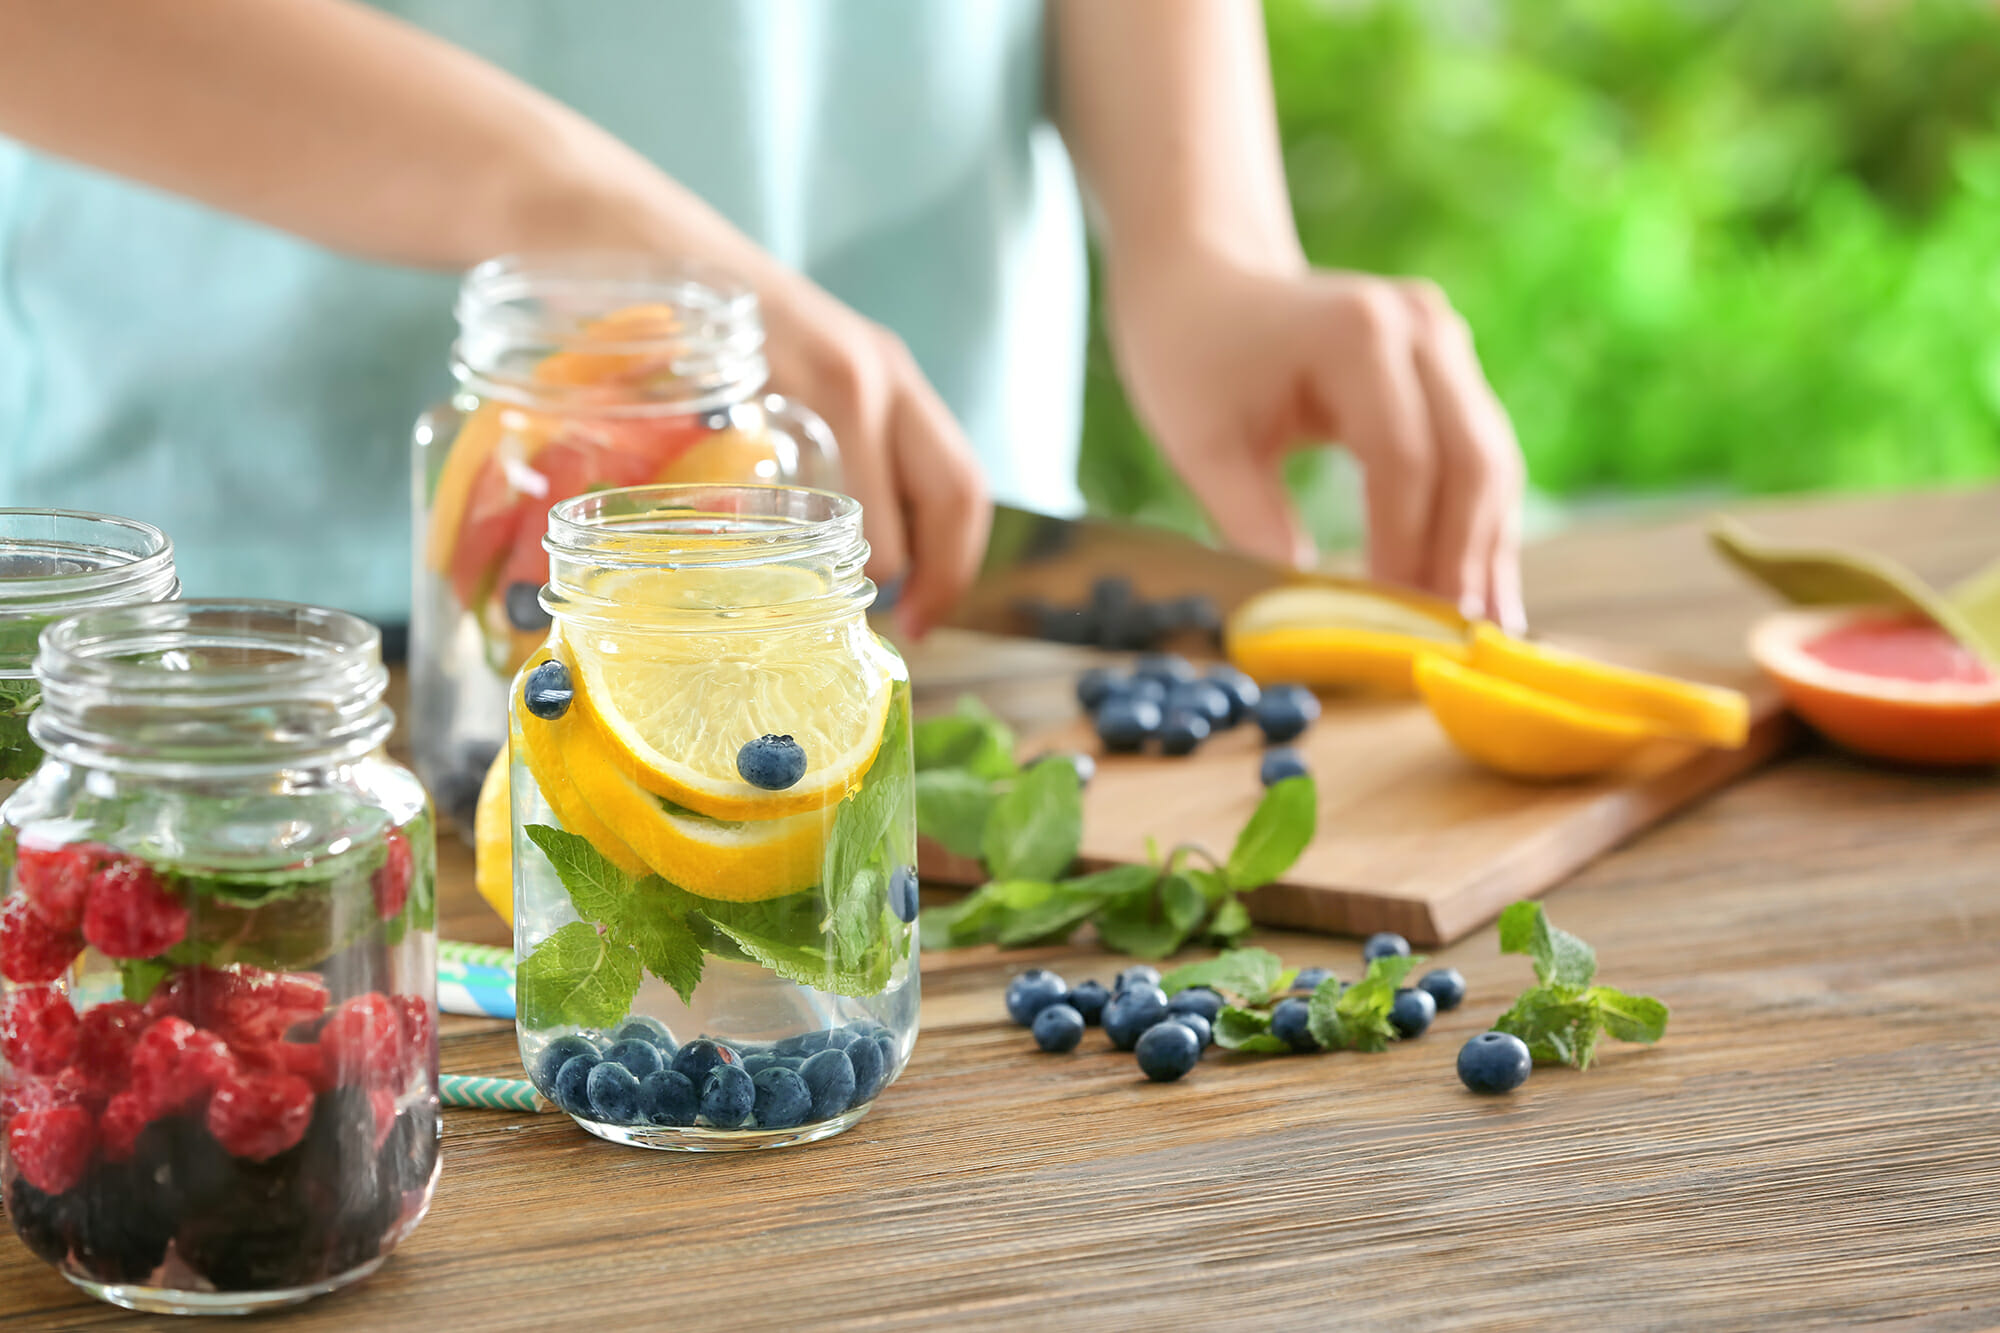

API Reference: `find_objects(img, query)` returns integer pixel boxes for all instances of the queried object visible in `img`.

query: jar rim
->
[0,508,177,616]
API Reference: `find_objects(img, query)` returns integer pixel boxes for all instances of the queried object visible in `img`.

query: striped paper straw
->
[438,972,515,1021]
[440,1074,548,1113]
[439,940,515,973]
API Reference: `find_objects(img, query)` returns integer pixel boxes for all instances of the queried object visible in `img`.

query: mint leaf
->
[1224,776,1317,891]
[1495,986,1604,1068]
[613,879,706,1003]
[120,958,172,1004]
[1498,900,1596,988]
[1490,901,1667,1069]
[915,769,996,859]
[1207,896,1253,945]
[1159,874,1208,936]
[0,676,43,782]
[701,906,894,996]
[1213,1005,1291,1053]
[825,700,911,902]
[1308,954,1426,1052]
[981,756,1082,883]
[1093,890,1190,960]
[913,697,1017,779]
[1586,985,1670,1045]
[1161,947,1287,1005]
[524,824,637,917]
[517,922,641,1029]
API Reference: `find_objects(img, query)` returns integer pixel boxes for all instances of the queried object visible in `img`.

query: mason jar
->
[410,254,839,840]
[0,510,179,803]
[0,601,438,1315]
[511,485,915,1150]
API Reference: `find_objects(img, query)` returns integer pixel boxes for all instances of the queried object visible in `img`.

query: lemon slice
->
[1227,583,1465,642]
[471,745,515,927]
[565,565,890,820]
[512,646,650,878]
[1467,623,1749,748]
[1414,652,1673,780]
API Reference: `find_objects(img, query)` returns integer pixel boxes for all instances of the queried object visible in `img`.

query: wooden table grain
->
[4,486,1998,1331]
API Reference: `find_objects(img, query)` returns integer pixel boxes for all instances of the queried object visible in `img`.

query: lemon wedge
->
[472,745,515,927]
[1414,652,1673,780]
[1467,623,1749,748]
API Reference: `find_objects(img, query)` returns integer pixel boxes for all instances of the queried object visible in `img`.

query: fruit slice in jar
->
[423,402,509,575]
[473,745,515,927]
[1226,583,1467,693]
[512,648,649,879]
[1414,652,1672,780]
[1748,608,2000,766]
[1467,622,1750,748]
[564,564,891,821]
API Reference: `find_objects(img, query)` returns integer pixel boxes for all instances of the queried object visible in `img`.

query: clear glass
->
[511,485,915,1150]
[0,510,178,802]
[0,601,438,1315]
[411,254,839,841]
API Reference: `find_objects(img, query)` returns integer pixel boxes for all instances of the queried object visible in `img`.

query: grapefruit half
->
[1748,608,2000,766]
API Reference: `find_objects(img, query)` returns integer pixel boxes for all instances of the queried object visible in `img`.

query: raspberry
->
[319,993,402,1089]
[81,859,187,960]
[97,1090,154,1162]
[372,830,413,921]
[14,841,111,932]
[139,970,191,1024]
[127,1017,235,1114]
[72,1000,145,1097]
[397,994,436,1083]
[230,1038,329,1094]
[205,1070,313,1161]
[0,1071,83,1120]
[0,895,82,984]
[7,1105,96,1195]
[201,966,329,1045]
[367,1087,397,1151]
[0,987,79,1074]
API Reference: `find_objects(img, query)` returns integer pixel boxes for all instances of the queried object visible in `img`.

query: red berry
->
[0,987,79,1074]
[368,1088,397,1151]
[205,1070,313,1161]
[372,831,413,921]
[81,859,187,960]
[14,841,110,932]
[98,1090,155,1162]
[230,1037,329,1094]
[201,966,329,1045]
[0,896,82,984]
[6,1104,96,1194]
[72,1000,145,1096]
[139,970,191,1024]
[397,994,436,1083]
[1,1071,81,1121]
[319,993,402,1089]
[128,1017,235,1114]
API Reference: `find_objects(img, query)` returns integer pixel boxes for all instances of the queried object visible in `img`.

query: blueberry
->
[751,1067,813,1130]
[1291,966,1336,993]
[737,734,808,790]
[889,864,920,923]
[774,1029,837,1058]
[1124,677,1169,707]
[1363,932,1412,966]
[1260,747,1311,786]
[1064,980,1109,1025]
[550,1054,598,1114]
[1458,1031,1533,1094]
[1270,998,1319,1053]
[523,659,574,721]
[847,1032,889,1102]
[1100,604,1159,651]
[1133,653,1197,687]
[504,580,552,632]
[1253,684,1320,743]
[1389,987,1437,1039]
[1103,984,1170,1051]
[639,1070,699,1126]
[1168,1011,1213,1050]
[1417,967,1467,1012]
[1114,965,1161,993]
[531,1034,600,1093]
[1004,969,1070,1026]
[585,1061,644,1124]
[1076,668,1121,712]
[671,1038,740,1085]
[799,1048,858,1120]
[1204,665,1262,726]
[1167,681,1233,729]
[1135,1021,1202,1082]
[699,1063,756,1128]
[1095,696,1162,752]
[600,1038,665,1080]
[741,1053,782,1076]
[1168,594,1223,636]
[611,1016,675,1052]
[1166,987,1223,1023]
[1031,1003,1085,1053]
[1158,709,1210,757]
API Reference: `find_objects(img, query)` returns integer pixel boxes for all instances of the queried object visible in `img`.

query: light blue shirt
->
[0,0,1084,622]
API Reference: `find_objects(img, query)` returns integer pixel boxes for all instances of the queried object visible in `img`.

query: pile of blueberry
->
[1022,577,1221,652]
[529,1016,897,1133]
[1008,965,1218,1083]
[1081,651,1320,782]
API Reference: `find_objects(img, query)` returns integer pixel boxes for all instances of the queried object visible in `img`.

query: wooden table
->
[5,486,1998,1330]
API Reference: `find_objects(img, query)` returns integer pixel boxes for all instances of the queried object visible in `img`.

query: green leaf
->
[981,756,1082,883]
[1159,874,1208,936]
[912,697,1018,779]
[1161,947,1287,1004]
[120,958,172,1004]
[1586,985,1670,1045]
[612,879,707,1004]
[1207,896,1253,945]
[1308,954,1425,1052]
[517,922,641,1029]
[1494,986,1604,1069]
[914,769,997,859]
[1093,890,1190,960]
[1497,900,1596,989]
[825,701,912,903]
[1213,1005,1291,1054]
[523,824,638,917]
[1224,776,1317,891]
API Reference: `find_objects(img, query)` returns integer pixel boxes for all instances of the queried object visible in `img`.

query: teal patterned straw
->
[440,1074,549,1113]
[439,940,515,973]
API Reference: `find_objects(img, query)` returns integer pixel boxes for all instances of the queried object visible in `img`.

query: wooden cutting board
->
[919,648,1793,947]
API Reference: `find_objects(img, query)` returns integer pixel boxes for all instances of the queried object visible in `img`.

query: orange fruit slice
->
[472,745,514,927]
[1414,653,1673,780]
[511,645,650,879]
[1225,584,1467,693]
[1468,623,1749,748]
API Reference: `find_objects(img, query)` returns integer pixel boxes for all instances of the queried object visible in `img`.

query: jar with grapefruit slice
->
[410,255,839,840]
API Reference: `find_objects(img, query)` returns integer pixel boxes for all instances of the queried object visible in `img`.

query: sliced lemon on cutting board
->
[1226,582,1468,693]
[1414,652,1674,780]
[1467,623,1748,748]
[472,745,515,927]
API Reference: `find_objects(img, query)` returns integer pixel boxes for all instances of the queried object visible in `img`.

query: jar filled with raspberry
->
[0,601,436,1314]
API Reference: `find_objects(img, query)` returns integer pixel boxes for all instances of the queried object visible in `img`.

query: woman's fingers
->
[883,337,989,638]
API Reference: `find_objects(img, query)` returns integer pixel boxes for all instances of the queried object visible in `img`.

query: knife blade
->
[945,503,1463,642]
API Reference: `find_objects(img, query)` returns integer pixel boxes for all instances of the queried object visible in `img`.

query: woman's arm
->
[1053,0,1524,627]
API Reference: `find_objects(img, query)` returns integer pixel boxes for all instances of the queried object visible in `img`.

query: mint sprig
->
[1160,946,1294,1007]
[1490,901,1668,1068]
[1212,1005,1291,1053]
[1307,954,1425,1053]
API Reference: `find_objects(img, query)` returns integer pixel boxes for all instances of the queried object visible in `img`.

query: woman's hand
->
[1105,255,1524,628]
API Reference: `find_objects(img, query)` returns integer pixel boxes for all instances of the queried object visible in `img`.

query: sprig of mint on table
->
[1165,946,1427,1053]
[913,698,1316,959]
[1490,901,1669,1068]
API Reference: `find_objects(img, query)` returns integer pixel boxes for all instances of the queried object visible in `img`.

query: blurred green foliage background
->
[1078,0,2000,542]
